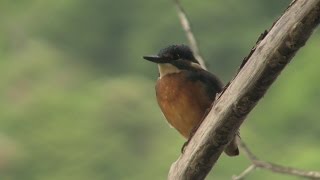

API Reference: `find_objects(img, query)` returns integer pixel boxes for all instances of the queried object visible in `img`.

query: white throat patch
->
[158,63,181,79]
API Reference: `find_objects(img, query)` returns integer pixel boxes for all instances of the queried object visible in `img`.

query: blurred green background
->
[0,0,319,179]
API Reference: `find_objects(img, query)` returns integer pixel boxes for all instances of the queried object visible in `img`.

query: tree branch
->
[233,139,320,179]
[172,0,207,70]
[168,0,320,179]
[232,164,256,180]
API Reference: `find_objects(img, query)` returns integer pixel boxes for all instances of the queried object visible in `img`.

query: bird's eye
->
[162,53,172,59]
[175,54,180,60]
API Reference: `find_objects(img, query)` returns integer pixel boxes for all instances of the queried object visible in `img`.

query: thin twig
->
[236,139,320,179]
[232,164,256,180]
[237,137,258,161]
[172,0,207,70]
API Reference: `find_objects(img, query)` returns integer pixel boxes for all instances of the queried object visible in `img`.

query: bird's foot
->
[181,117,205,153]
[181,139,190,153]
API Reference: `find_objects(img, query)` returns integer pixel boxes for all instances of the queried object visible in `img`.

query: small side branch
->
[232,164,256,180]
[173,0,207,69]
[233,139,320,179]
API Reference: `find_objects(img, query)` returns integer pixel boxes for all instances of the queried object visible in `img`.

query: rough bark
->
[168,0,320,179]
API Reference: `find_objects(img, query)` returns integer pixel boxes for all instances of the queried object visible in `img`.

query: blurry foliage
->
[0,0,319,179]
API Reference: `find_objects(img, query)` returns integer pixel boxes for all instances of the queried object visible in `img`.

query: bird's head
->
[143,45,202,77]
[143,44,199,65]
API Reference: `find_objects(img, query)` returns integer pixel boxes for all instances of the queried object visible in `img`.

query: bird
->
[143,44,239,156]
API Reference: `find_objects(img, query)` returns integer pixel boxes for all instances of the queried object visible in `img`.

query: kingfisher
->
[143,44,239,156]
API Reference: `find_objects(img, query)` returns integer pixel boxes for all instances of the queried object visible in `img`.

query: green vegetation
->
[0,0,319,179]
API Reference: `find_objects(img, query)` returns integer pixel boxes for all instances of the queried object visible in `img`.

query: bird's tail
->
[224,135,240,156]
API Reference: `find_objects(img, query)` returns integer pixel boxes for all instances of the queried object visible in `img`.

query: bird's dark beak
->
[143,55,169,63]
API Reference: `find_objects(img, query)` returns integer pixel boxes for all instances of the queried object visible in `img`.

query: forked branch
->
[233,139,320,180]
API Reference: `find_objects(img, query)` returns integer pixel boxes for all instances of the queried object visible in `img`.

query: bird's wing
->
[185,69,224,100]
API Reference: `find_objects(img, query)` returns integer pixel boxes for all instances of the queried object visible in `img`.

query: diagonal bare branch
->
[168,0,320,179]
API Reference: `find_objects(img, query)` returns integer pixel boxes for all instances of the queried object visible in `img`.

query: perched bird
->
[143,44,239,156]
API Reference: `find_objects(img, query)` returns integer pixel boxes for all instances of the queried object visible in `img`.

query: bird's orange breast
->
[155,71,213,139]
